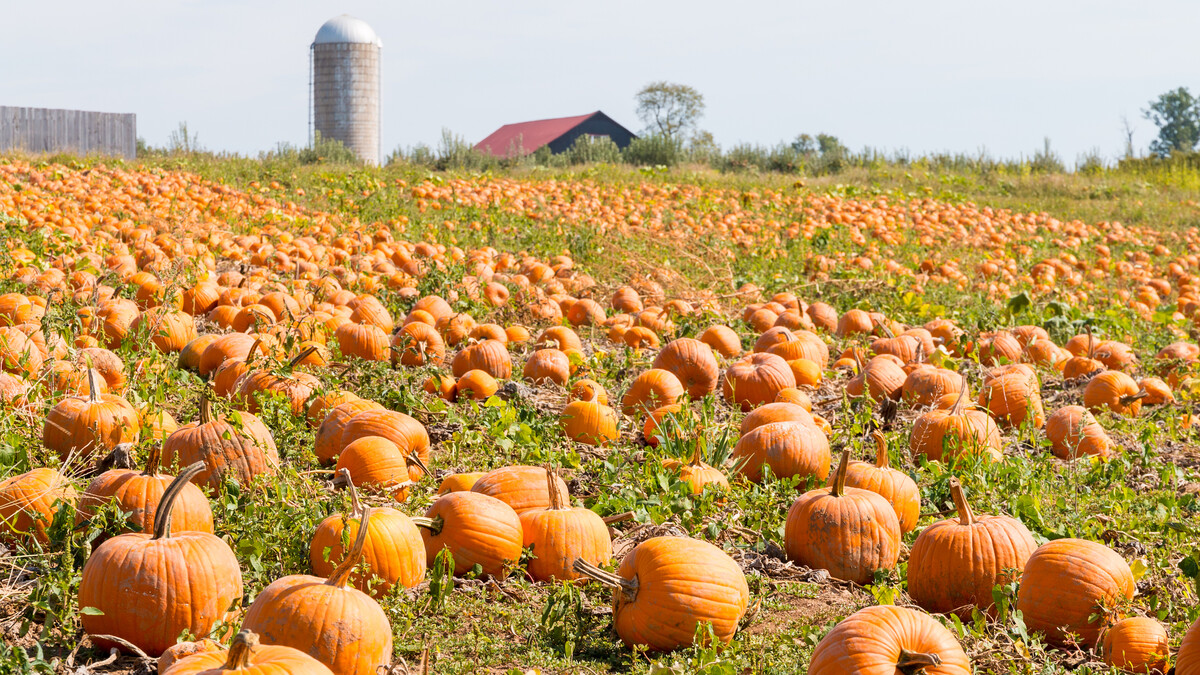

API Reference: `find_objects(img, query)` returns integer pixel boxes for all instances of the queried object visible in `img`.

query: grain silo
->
[310,15,382,165]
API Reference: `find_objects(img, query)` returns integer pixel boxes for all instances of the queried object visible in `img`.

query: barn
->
[474,111,636,158]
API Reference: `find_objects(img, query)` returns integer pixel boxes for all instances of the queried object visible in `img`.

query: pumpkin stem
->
[337,468,365,519]
[246,337,263,367]
[689,436,704,468]
[198,393,214,425]
[872,431,889,469]
[288,345,318,369]
[152,462,205,540]
[1086,324,1094,360]
[949,378,969,415]
[411,515,442,535]
[327,505,371,587]
[948,477,974,526]
[142,443,162,476]
[546,467,565,510]
[406,451,431,479]
[86,366,102,403]
[223,630,259,669]
[830,448,850,497]
[896,649,942,674]
[1119,390,1149,407]
[571,559,639,603]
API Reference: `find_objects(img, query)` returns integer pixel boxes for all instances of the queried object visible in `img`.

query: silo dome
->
[310,15,382,165]
[313,14,382,47]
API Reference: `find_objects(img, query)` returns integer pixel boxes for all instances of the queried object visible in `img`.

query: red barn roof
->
[474,112,598,157]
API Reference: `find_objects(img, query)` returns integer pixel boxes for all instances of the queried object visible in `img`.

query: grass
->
[0,152,1198,673]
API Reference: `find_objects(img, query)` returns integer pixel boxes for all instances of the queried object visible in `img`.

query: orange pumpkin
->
[519,468,612,581]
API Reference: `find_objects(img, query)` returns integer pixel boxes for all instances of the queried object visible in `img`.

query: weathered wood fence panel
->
[0,106,136,159]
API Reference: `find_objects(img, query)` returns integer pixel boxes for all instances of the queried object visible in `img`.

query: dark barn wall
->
[546,113,636,153]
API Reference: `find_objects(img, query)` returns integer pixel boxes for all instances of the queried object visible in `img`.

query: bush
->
[623,133,683,167]
[564,135,622,165]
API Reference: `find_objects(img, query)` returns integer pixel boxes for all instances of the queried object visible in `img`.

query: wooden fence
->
[0,106,136,159]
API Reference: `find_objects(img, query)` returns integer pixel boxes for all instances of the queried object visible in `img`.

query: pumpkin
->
[835,309,874,337]
[438,472,486,495]
[235,348,321,416]
[306,390,360,428]
[178,334,221,372]
[0,467,78,545]
[1178,616,1200,675]
[242,507,393,675]
[0,325,44,377]
[471,464,570,514]
[845,355,906,402]
[722,352,796,411]
[975,331,1022,366]
[784,449,901,584]
[452,339,512,379]
[456,369,499,400]
[911,387,1003,463]
[733,420,831,483]
[907,477,1036,617]
[570,378,608,405]
[1015,538,1135,648]
[519,468,612,581]
[76,346,128,392]
[391,321,446,367]
[562,400,619,445]
[310,469,426,597]
[162,630,334,675]
[78,445,214,535]
[157,639,222,673]
[1138,377,1174,405]
[335,321,390,361]
[653,338,719,398]
[977,364,1045,428]
[198,332,262,377]
[699,325,742,358]
[131,306,197,353]
[1101,617,1170,674]
[79,464,243,656]
[415,491,524,578]
[738,401,816,435]
[902,365,964,408]
[833,432,919,533]
[42,368,141,460]
[572,536,749,651]
[335,409,431,478]
[524,348,571,385]
[536,326,583,352]
[334,436,428,501]
[1045,405,1113,460]
[1083,370,1146,417]
[621,368,685,416]
[805,302,838,332]
[162,396,280,489]
[313,398,385,464]
[807,605,971,674]
[661,439,729,494]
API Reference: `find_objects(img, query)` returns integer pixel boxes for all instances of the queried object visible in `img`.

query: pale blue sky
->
[4,1,1197,164]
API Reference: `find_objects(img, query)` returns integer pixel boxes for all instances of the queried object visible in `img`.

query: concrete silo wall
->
[313,43,380,165]
[0,106,136,159]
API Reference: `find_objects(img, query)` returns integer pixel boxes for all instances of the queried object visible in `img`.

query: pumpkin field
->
[2,155,1200,674]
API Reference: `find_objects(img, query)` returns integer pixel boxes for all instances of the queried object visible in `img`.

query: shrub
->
[623,133,682,167]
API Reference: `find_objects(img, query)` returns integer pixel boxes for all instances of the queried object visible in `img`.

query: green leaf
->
[79,606,105,616]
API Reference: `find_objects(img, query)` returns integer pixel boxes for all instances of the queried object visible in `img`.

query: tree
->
[1142,87,1200,157]
[635,82,705,140]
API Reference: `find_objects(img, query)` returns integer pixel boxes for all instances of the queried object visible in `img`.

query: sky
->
[4,1,1198,165]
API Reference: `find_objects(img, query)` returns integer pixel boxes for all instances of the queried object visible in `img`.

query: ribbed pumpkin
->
[416,491,524,578]
[835,309,874,337]
[43,369,141,460]
[621,368,685,416]
[1015,538,1135,648]
[653,337,720,398]
[977,364,1045,428]
[661,439,729,494]
[162,396,280,489]
[334,436,428,501]
[313,399,385,464]
[699,325,742,358]
[1083,370,1146,417]
[1139,376,1174,405]
[162,630,334,675]
[79,464,243,656]
[0,467,78,545]
[910,388,1003,463]
[335,408,431,478]
[519,468,612,581]
[306,390,359,428]
[833,432,919,533]
[198,332,262,377]
[1178,615,1200,675]
[733,420,830,483]
[438,472,486,494]
[807,605,971,674]
[561,400,619,445]
[785,450,901,584]
[310,469,426,597]
[132,306,197,353]
[242,507,393,675]
[79,445,214,536]
[0,325,44,377]
[572,536,749,651]
[233,347,321,416]
[903,365,964,408]
[391,321,446,367]
[456,369,499,400]
[158,639,222,674]
[845,355,906,402]
[524,348,571,385]
[1045,405,1113,460]
[1101,617,1171,674]
[738,401,816,435]
[907,478,1036,617]
[471,464,570,514]
[451,339,512,379]
[335,321,390,361]
[722,352,796,411]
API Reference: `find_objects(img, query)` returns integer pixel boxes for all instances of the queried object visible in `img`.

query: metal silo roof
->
[313,14,382,47]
